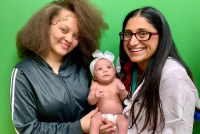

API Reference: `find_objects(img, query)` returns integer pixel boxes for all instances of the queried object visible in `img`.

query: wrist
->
[80,118,88,133]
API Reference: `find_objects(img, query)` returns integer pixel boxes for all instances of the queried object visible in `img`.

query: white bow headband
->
[90,49,115,77]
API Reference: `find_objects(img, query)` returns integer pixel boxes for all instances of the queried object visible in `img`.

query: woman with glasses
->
[117,6,199,134]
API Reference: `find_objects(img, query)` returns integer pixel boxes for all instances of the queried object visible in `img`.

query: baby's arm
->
[116,79,128,101]
[87,81,103,105]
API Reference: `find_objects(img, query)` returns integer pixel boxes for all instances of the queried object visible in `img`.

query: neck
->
[41,53,63,74]
[136,59,153,83]
[95,78,115,86]
[137,62,148,73]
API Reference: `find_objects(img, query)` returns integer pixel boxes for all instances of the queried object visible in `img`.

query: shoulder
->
[162,57,185,75]
[161,57,194,87]
[15,58,35,71]
[160,57,198,104]
[12,57,40,80]
[14,56,46,77]
[91,80,99,87]
[161,57,191,82]
[113,77,123,83]
[91,80,97,84]
[67,57,90,77]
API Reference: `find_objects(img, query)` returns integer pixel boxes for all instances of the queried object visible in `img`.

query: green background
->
[0,0,199,133]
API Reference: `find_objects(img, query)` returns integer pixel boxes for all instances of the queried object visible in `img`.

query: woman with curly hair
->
[10,0,108,133]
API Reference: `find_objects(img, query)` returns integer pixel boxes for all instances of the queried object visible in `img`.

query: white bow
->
[92,49,115,62]
[90,49,115,77]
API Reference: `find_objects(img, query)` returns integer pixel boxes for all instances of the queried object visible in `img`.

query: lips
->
[103,74,110,78]
[60,43,70,50]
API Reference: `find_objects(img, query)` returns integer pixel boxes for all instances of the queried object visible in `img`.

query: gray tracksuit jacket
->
[10,55,92,134]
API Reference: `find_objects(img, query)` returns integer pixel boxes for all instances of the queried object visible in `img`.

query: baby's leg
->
[115,114,128,134]
[90,111,103,134]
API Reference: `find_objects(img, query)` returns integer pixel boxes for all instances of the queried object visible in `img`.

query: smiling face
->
[93,58,116,84]
[48,9,80,59]
[123,15,159,70]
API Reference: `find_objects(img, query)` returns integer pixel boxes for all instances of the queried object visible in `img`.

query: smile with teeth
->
[130,48,144,52]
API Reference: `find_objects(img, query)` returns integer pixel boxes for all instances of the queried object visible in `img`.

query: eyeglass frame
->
[119,31,159,41]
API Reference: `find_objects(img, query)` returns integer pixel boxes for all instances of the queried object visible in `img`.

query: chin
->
[129,58,140,63]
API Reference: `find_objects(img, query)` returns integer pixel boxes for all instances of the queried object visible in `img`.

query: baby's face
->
[93,58,116,84]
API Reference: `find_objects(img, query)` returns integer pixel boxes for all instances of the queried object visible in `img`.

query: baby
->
[87,50,128,134]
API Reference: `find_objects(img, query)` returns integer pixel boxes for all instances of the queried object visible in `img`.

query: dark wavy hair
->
[16,0,108,66]
[118,6,193,133]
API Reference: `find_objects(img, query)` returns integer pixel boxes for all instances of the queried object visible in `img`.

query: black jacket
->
[10,55,92,134]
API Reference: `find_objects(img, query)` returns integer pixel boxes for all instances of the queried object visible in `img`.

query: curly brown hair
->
[17,0,108,66]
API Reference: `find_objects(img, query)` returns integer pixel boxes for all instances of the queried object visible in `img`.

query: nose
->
[64,34,73,43]
[129,35,139,46]
[102,67,108,72]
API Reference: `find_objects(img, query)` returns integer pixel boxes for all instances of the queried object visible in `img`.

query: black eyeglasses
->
[119,31,159,41]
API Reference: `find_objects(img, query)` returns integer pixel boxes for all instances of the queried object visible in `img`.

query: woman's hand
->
[80,107,98,133]
[99,118,116,134]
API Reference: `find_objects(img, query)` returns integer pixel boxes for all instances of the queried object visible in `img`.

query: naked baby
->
[87,49,128,134]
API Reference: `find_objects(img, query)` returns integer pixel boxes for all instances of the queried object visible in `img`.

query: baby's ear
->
[114,69,117,75]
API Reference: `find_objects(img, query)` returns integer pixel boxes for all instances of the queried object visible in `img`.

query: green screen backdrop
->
[0,0,199,133]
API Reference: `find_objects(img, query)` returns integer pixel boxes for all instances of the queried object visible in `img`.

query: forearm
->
[13,118,83,134]
[87,93,99,105]
[88,84,99,105]
[119,90,128,101]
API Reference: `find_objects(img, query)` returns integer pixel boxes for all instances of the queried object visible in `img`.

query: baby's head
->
[90,50,116,83]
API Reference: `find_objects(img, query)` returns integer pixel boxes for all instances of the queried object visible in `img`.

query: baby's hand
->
[95,89,104,98]
[117,83,126,91]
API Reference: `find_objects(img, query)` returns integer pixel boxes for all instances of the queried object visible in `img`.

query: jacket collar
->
[32,54,72,72]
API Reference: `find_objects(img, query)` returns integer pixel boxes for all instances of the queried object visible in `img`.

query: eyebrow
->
[57,22,80,34]
[125,28,148,32]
